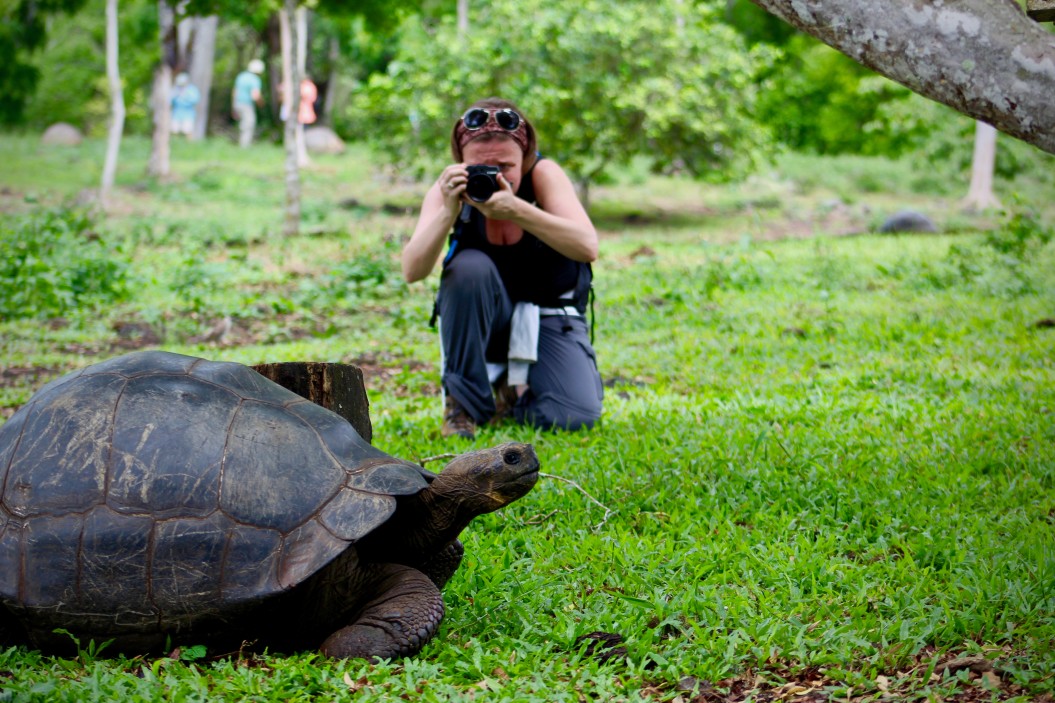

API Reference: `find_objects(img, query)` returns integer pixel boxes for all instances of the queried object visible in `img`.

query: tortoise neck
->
[414,487,475,549]
[357,488,474,565]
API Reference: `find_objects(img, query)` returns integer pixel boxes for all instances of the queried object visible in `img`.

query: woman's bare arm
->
[402,164,469,283]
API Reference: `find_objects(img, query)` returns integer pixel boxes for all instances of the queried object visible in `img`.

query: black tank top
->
[445,158,591,311]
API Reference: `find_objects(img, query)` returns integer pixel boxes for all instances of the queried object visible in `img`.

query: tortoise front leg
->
[319,563,445,660]
[419,539,464,589]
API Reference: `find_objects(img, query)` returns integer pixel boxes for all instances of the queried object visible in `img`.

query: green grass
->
[1,134,1053,701]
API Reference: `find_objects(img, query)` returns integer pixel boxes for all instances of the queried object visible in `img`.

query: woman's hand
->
[438,163,468,214]
[468,173,520,220]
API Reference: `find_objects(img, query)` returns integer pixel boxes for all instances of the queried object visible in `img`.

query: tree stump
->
[251,362,372,444]
[1027,0,1055,22]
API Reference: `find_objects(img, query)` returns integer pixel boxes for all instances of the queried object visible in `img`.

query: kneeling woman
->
[402,97,603,439]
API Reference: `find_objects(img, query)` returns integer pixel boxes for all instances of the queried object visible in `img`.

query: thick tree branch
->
[748,0,1055,154]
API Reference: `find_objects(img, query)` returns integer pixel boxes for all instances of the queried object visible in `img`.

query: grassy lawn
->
[1,134,1053,701]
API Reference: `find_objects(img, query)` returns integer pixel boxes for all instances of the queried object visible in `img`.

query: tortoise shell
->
[0,351,428,639]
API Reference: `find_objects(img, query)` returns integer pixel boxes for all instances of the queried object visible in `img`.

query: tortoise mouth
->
[507,465,539,494]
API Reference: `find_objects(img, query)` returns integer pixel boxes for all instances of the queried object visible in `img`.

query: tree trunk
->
[1027,0,1055,22]
[295,5,310,167]
[296,6,308,74]
[320,35,339,125]
[576,178,590,212]
[251,362,373,444]
[101,0,125,209]
[179,14,218,140]
[963,121,1000,212]
[148,0,177,179]
[457,0,469,36]
[280,2,302,237]
[746,0,1055,155]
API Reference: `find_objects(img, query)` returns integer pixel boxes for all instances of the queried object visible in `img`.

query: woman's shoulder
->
[531,157,563,177]
[529,157,579,202]
[529,157,573,189]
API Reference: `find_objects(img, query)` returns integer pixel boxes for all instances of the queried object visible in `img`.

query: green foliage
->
[51,629,115,666]
[888,93,1055,198]
[348,0,775,190]
[872,205,1053,298]
[293,247,406,310]
[721,0,797,46]
[22,0,160,134]
[0,0,87,124]
[755,35,917,155]
[0,208,131,321]
[182,0,423,31]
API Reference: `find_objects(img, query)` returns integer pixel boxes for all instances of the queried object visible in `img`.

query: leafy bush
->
[347,0,776,194]
[0,208,131,320]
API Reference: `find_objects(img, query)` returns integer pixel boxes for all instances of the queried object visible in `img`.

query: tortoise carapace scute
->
[0,351,539,659]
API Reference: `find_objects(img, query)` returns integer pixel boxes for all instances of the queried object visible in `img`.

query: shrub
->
[0,208,131,320]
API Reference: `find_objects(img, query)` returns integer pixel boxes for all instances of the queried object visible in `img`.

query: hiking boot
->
[441,396,476,439]
[491,380,518,425]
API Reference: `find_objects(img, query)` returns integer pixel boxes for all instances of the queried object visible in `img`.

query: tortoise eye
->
[503,450,520,465]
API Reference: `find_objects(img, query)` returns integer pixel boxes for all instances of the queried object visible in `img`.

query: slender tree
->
[963,121,1001,212]
[457,0,469,35]
[279,0,301,237]
[148,0,177,179]
[178,14,219,140]
[295,5,310,167]
[101,0,125,208]
[320,34,339,124]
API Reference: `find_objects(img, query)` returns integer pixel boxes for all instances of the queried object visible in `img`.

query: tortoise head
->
[429,442,539,517]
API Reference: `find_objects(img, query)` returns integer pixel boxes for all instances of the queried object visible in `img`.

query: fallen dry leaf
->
[775,682,812,699]
[981,670,1001,689]
[343,672,369,692]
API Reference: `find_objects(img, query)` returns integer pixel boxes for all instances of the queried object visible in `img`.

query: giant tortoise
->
[0,350,539,659]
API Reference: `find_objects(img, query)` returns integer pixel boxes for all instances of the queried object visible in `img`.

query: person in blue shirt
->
[232,59,264,148]
[171,73,200,137]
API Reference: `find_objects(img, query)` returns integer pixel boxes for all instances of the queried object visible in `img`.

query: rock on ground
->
[304,126,346,155]
[878,210,938,234]
[41,123,84,146]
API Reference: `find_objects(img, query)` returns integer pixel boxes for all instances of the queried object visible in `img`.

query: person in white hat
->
[232,59,265,147]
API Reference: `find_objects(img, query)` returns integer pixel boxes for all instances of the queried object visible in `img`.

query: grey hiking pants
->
[438,249,603,430]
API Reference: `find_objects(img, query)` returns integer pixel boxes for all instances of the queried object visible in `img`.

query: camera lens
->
[465,174,497,202]
[465,165,501,203]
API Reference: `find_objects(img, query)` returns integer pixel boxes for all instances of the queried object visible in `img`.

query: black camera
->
[465,165,501,203]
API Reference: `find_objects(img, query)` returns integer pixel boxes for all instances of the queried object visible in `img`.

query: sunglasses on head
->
[461,107,522,131]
